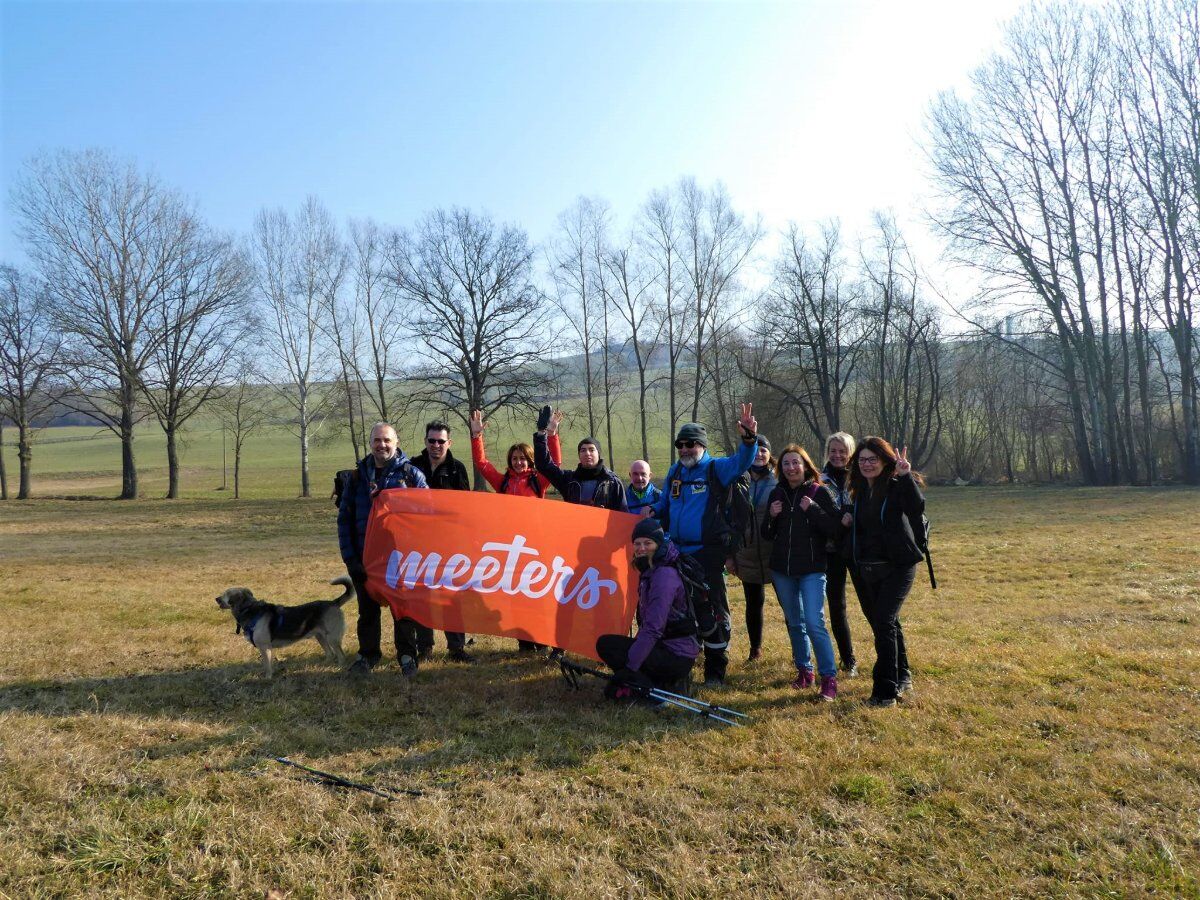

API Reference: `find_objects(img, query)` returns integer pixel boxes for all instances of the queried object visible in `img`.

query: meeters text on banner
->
[362,489,642,660]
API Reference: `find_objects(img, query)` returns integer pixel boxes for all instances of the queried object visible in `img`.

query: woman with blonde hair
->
[820,431,859,676]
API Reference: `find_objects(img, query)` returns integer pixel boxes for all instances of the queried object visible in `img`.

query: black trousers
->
[352,575,418,663]
[413,625,466,653]
[595,634,695,687]
[825,555,857,669]
[849,562,916,701]
[689,546,732,682]
[743,582,766,652]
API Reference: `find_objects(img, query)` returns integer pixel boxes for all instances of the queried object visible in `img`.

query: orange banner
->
[363,489,641,660]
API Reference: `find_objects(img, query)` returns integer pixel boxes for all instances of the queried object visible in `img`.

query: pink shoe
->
[791,669,815,690]
[819,675,838,702]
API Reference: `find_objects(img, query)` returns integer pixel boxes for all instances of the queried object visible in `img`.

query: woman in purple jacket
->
[596,518,700,693]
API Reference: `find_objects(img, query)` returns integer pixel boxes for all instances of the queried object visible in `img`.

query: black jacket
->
[534,431,628,511]
[761,480,840,576]
[848,473,925,567]
[413,449,471,491]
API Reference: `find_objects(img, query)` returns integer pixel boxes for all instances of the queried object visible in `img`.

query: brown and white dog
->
[216,576,356,678]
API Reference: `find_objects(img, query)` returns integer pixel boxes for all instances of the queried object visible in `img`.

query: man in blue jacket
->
[654,403,758,685]
[339,422,428,678]
[625,459,662,516]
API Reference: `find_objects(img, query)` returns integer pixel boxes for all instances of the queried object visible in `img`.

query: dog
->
[216,576,356,679]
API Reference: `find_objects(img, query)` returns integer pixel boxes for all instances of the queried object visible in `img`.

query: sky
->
[0,0,1030,290]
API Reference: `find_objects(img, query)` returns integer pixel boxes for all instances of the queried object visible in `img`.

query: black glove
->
[347,560,368,584]
[536,404,552,432]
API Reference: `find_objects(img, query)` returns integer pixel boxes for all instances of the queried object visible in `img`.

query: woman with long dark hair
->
[820,431,858,676]
[844,437,925,707]
[762,444,842,701]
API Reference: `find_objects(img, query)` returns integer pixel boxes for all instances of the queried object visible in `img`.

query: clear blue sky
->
[1,0,1026,272]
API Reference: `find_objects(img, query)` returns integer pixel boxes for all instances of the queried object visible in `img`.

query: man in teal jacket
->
[653,403,758,685]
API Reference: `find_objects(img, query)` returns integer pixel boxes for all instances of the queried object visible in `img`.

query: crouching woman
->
[596,518,700,696]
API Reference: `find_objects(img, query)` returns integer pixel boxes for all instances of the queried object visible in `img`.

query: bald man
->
[625,459,663,516]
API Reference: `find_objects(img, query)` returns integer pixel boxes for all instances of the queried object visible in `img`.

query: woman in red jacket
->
[470,407,561,653]
[469,408,561,498]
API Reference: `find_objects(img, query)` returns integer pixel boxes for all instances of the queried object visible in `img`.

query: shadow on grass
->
[0,650,739,777]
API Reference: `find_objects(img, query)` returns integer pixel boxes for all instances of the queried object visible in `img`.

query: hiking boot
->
[447,648,476,664]
[791,669,815,690]
[746,647,762,663]
[416,646,434,662]
[547,648,565,663]
[866,695,897,708]
[398,654,418,678]
[347,656,374,678]
[843,662,859,678]
[897,675,914,696]
[819,675,838,702]
[702,676,726,689]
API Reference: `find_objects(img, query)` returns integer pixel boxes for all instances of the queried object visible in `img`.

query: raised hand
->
[799,495,812,512]
[469,409,484,438]
[895,445,911,477]
[769,499,783,517]
[737,401,757,438]
[841,512,853,528]
[547,409,563,437]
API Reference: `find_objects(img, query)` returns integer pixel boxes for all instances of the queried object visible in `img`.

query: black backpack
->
[915,512,936,589]
[660,459,753,553]
[656,552,730,648]
[333,469,359,509]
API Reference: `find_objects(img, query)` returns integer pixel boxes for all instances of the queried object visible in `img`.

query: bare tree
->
[675,178,763,421]
[387,208,552,474]
[212,359,271,499]
[142,220,250,498]
[348,217,408,423]
[603,240,664,460]
[0,266,67,498]
[14,149,189,499]
[743,222,866,444]
[250,197,339,498]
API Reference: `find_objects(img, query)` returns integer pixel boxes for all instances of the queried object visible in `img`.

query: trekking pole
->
[271,757,423,799]
[558,659,747,726]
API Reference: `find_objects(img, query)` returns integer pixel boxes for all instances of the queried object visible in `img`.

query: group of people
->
[336,402,927,709]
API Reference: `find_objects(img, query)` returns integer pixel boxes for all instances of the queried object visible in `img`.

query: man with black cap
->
[653,402,758,685]
[533,408,628,511]
[596,517,700,694]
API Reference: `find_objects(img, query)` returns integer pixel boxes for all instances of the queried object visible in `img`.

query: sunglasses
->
[426,438,448,445]
[674,440,702,450]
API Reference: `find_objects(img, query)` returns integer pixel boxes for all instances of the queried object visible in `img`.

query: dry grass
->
[1,487,1198,898]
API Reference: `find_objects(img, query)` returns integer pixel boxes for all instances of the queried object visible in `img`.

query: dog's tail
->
[330,575,356,606]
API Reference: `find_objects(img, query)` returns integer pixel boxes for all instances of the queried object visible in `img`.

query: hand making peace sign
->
[469,409,485,438]
[737,402,757,438]
[895,445,911,477]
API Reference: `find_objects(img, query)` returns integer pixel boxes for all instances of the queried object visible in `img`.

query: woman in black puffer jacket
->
[844,436,926,708]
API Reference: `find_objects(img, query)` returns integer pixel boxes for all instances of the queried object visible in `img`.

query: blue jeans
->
[771,571,837,677]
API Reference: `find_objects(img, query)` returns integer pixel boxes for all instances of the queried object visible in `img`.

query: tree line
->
[1,0,1196,499]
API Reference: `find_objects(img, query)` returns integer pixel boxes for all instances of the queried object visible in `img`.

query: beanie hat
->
[675,422,708,447]
[755,434,771,452]
[578,436,602,456]
[632,517,665,546]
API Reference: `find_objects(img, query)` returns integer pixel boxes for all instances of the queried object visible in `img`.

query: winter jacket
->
[625,482,663,516]
[849,473,926,567]
[733,468,777,584]
[413,449,471,492]
[337,451,427,566]
[761,479,841,576]
[652,439,757,554]
[533,431,628,511]
[629,541,701,671]
[472,433,559,497]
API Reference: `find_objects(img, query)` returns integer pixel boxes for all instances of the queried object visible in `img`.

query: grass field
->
[1,484,1198,898]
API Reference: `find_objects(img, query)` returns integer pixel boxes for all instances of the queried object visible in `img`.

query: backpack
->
[657,552,729,649]
[660,458,753,553]
[915,512,936,589]
[333,469,359,509]
[499,469,545,498]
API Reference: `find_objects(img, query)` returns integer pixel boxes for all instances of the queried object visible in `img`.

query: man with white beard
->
[652,404,758,686]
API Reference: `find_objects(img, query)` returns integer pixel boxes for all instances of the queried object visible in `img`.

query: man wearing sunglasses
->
[653,403,759,686]
[412,419,474,663]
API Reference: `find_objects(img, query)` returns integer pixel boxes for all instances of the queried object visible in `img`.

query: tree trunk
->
[0,420,7,500]
[234,440,242,500]
[165,425,180,499]
[119,377,138,500]
[18,420,33,499]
